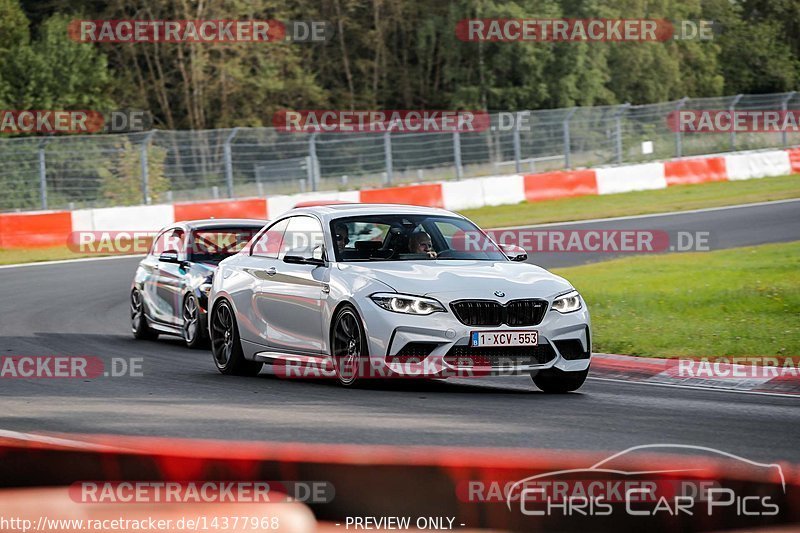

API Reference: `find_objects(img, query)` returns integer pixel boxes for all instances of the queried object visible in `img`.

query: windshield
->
[190,227,262,263]
[330,214,506,262]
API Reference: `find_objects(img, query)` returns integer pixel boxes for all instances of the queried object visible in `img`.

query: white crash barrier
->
[441,179,485,210]
[479,174,526,206]
[595,162,667,195]
[724,150,792,180]
[266,190,360,218]
[71,204,175,232]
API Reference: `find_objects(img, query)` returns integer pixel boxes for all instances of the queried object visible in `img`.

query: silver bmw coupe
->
[209,204,591,392]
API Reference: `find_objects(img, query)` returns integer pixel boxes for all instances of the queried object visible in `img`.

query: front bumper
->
[360,302,591,378]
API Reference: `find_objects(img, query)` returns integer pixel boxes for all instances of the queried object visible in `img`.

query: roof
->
[289,203,457,220]
[178,218,267,229]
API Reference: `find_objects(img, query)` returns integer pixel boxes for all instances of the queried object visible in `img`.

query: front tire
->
[131,289,158,340]
[532,367,588,393]
[182,294,207,349]
[210,300,262,376]
[330,305,368,387]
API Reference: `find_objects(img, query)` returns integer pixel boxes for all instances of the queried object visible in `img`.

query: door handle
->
[266,267,277,276]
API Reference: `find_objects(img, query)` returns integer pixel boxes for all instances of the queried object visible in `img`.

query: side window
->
[251,219,289,259]
[150,230,170,257]
[150,228,184,256]
[170,229,186,255]
[281,216,324,259]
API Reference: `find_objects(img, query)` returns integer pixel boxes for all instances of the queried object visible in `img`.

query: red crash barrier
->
[787,148,800,173]
[360,183,444,207]
[664,157,728,186]
[173,198,268,222]
[0,211,72,248]
[0,433,797,532]
[524,170,598,202]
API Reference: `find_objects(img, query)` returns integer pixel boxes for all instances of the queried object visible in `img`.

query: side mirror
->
[500,243,528,262]
[158,250,180,263]
[283,250,325,267]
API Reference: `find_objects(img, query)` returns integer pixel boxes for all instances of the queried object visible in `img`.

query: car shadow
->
[253,368,586,396]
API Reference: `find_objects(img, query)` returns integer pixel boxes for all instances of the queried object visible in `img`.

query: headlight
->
[370,293,445,315]
[552,290,582,313]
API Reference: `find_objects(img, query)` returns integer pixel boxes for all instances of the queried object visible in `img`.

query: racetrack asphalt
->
[1,200,798,463]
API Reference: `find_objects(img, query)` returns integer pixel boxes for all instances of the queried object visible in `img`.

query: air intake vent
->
[450,299,547,327]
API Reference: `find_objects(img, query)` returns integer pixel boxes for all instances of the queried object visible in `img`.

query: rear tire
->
[532,367,588,393]
[210,300,263,376]
[131,289,158,340]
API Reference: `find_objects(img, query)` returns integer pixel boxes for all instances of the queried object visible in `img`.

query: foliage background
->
[1,0,797,128]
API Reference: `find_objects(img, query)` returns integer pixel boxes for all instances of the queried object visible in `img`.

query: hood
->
[338,260,572,301]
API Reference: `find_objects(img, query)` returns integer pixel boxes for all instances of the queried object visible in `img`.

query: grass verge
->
[462,172,800,228]
[553,241,800,358]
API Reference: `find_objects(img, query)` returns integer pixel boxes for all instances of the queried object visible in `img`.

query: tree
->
[0,13,113,110]
[0,0,29,106]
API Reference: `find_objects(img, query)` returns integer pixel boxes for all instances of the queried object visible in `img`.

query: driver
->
[334,223,349,252]
[408,231,437,258]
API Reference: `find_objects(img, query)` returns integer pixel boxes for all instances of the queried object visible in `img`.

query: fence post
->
[453,131,463,180]
[384,129,393,185]
[563,107,577,169]
[223,127,239,198]
[308,133,319,191]
[140,130,156,205]
[38,140,48,210]
[305,156,314,191]
[512,112,523,173]
[781,92,796,147]
[674,97,689,158]
[729,94,743,150]
[614,103,631,165]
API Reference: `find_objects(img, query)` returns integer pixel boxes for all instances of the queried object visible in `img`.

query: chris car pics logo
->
[505,444,785,518]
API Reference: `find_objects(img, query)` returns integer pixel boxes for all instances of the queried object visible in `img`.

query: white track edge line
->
[588,376,800,399]
[0,254,145,270]
[0,429,126,451]
[494,198,800,230]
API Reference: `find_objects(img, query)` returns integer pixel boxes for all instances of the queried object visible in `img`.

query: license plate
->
[470,330,538,347]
